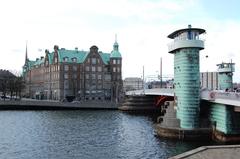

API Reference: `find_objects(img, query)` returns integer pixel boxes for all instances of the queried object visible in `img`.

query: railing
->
[201,90,240,106]
[126,88,174,96]
[168,39,204,53]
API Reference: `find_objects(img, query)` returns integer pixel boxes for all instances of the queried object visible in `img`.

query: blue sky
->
[0,0,240,82]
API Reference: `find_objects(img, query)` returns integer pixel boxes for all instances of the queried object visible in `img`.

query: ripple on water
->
[0,110,214,159]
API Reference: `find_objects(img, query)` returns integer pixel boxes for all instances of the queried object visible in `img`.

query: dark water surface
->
[0,110,214,159]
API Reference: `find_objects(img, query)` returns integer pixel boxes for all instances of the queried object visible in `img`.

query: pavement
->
[170,145,240,159]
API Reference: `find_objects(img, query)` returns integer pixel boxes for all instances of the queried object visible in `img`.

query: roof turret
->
[110,35,121,58]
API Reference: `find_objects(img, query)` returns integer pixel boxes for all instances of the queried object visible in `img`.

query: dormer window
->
[63,57,69,62]
[72,57,77,63]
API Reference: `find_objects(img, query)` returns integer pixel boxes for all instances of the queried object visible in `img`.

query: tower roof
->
[110,35,121,58]
[110,50,122,58]
[168,25,206,39]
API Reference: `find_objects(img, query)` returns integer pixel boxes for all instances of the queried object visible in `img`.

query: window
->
[113,67,116,72]
[97,59,100,64]
[86,84,90,89]
[117,67,121,72]
[92,66,96,72]
[113,59,116,64]
[92,58,96,64]
[98,74,102,80]
[85,74,89,79]
[85,66,90,71]
[117,75,121,80]
[87,58,90,63]
[73,66,77,71]
[64,65,69,71]
[54,57,58,63]
[92,74,96,80]
[64,81,69,89]
[73,74,77,79]
[97,85,102,89]
[117,59,121,64]
[97,66,102,72]
[64,73,68,79]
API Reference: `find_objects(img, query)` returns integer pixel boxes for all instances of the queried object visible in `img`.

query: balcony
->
[217,67,235,73]
[168,39,204,53]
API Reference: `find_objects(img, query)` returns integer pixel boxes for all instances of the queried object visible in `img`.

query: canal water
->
[0,110,214,159]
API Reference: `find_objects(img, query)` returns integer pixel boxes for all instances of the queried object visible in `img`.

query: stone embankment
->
[0,99,118,110]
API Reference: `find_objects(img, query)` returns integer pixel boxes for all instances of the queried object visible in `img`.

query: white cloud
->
[0,0,240,82]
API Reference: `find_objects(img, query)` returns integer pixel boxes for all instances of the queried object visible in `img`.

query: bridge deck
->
[126,88,240,107]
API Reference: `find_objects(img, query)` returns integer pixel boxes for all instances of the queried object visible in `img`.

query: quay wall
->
[0,100,118,110]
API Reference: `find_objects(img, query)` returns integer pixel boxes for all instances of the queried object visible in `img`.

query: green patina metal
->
[174,48,200,128]
[210,103,240,134]
[57,49,87,63]
[110,42,121,58]
[217,62,235,90]
[24,48,114,70]
[168,25,205,129]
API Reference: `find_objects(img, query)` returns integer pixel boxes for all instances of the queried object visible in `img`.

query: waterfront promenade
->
[170,145,240,159]
[0,99,119,110]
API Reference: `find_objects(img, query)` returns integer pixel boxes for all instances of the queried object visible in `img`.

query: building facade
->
[22,41,122,101]
[200,72,218,90]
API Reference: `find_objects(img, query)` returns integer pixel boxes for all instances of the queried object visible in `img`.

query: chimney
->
[75,47,78,51]
[54,45,59,51]
[41,56,44,60]
[36,58,39,61]
[45,49,49,54]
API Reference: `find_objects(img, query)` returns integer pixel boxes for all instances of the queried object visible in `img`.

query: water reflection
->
[0,110,215,159]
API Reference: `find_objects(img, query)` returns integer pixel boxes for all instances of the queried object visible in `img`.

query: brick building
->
[22,41,122,101]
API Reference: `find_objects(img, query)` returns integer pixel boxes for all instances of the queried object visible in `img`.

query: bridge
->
[126,88,240,107]
[126,88,240,141]
[124,25,240,142]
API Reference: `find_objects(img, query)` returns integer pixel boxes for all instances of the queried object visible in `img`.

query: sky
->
[0,0,240,82]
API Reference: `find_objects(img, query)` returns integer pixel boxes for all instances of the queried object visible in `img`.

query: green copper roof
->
[25,48,112,70]
[34,58,44,66]
[110,50,122,58]
[110,41,121,58]
[57,49,88,63]
[99,52,110,64]
[48,53,54,65]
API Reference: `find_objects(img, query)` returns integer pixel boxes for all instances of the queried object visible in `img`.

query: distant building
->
[123,77,143,92]
[0,70,16,95]
[200,72,218,90]
[0,69,16,80]
[22,40,122,101]
[147,81,166,89]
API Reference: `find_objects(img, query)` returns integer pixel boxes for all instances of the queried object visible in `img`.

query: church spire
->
[113,34,119,51]
[25,41,28,65]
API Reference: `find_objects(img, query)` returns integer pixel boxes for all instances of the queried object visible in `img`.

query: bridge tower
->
[168,25,206,129]
[217,62,235,91]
